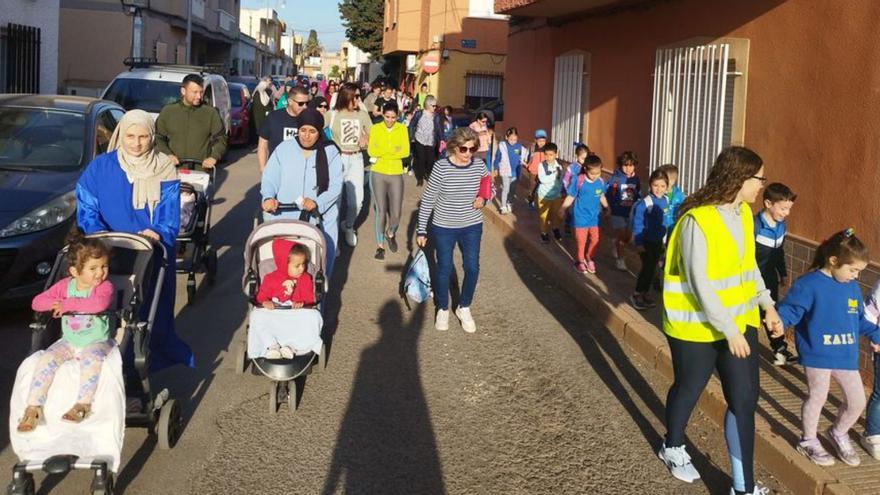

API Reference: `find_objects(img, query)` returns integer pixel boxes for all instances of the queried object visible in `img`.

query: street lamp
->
[120,0,150,60]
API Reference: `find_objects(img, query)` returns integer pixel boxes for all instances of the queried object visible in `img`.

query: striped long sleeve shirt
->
[418,157,489,234]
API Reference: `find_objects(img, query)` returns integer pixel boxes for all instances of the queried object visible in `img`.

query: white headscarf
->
[107,109,177,217]
[254,79,271,106]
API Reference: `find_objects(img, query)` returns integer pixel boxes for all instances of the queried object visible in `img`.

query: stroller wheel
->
[233,341,248,375]
[269,381,283,415]
[7,472,35,495]
[157,398,181,450]
[91,472,114,495]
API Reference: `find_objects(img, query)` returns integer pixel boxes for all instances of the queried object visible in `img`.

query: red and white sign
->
[422,54,440,74]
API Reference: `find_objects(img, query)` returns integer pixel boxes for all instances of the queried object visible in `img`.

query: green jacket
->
[155,100,227,161]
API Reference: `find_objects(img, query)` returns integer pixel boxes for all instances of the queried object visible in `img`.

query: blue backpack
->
[403,249,432,307]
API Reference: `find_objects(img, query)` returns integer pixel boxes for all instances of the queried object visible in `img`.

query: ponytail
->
[810,228,868,270]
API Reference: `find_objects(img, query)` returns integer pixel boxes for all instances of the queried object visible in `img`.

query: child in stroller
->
[254,240,316,359]
[17,231,115,432]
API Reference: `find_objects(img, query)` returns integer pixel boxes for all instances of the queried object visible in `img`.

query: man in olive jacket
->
[156,73,227,169]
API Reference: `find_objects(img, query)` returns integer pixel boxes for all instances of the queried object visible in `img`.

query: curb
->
[482,202,850,495]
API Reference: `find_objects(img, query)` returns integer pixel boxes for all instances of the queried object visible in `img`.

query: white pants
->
[341,152,365,230]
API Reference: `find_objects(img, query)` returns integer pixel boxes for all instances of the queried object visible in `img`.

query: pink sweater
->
[32,278,114,314]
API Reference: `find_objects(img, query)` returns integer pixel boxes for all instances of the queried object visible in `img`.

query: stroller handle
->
[269,203,324,224]
[177,159,217,178]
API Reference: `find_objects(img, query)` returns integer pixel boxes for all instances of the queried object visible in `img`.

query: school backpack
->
[402,249,432,308]
[627,195,656,237]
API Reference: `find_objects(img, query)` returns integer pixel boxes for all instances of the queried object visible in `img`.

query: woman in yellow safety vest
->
[656,147,783,495]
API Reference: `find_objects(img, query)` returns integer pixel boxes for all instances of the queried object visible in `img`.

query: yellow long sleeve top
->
[368,122,410,175]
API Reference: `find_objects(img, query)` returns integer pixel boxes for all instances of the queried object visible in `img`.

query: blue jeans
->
[431,223,482,310]
[866,353,880,436]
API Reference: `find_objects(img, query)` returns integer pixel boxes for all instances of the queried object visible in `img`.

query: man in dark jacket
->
[156,73,227,170]
[407,95,443,186]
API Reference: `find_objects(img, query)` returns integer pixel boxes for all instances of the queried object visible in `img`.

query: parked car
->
[0,94,124,304]
[228,82,251,146]
[101,65,231,132]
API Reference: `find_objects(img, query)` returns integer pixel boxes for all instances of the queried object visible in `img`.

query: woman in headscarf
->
[251,77,273,137]
[76,109,194,371]
[261,108,343,275]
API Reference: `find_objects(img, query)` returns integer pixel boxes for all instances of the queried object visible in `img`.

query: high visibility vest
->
[662,203,761,342]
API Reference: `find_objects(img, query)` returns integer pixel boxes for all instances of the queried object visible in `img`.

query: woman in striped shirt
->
[417,127,489,333]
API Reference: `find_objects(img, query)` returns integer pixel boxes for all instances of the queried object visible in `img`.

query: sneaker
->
[642,293,658,308]
[796,439,836,466]
[265,347,282,360]
[455,307,477,333]
[506,203,513,213]
[345,228,358,247]
[553,229,562,241]
[729,486,770,495]
[407,169,413,176]
[540,233,550,244]
[615,258,627,271]
[859,433,880,460]
[574,261,587,274]
[385,233,398,253]
[630,293,648,310]
[772,349,799,366]
[435,309,449,331]
[585,260,597,274]
[657,443,701,483]
[827,428,861,466]
[279,346,294,359]
[374,247,385,261]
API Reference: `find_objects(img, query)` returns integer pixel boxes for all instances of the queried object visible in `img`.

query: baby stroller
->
[231,206,327,414]
[7,233,182,495]
[177,159,218,304]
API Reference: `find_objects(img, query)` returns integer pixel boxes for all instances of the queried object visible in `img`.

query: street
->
[0,147,789,494]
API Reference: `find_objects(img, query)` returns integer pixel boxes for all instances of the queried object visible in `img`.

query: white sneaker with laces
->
[455,307,477,333]
[615,258,627,271]
[729,485,770,495]
[345,228,358,247]
[860,433,880,460]
[435,309,449,331]
[657,443,701,483]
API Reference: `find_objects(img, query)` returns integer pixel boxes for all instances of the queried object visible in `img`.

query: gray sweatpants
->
[500,175,513,207]
[370,171,404,246]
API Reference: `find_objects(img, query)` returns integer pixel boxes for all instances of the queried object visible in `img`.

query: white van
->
[102,65,231,132]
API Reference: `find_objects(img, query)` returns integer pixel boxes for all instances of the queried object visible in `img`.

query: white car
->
[102,65,231,132]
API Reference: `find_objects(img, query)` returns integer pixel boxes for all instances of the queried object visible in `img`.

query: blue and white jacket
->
[754,211,787,285]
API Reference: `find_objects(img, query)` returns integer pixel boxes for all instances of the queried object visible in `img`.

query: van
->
[102,64,231,132]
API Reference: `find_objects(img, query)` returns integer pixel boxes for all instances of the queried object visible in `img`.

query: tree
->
[329,65,341,79]
[339,0,384,58]
[304,29,322,57]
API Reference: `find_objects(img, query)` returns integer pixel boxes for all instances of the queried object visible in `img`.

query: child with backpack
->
[526,129,548,209]
[535,142,564,243]
[606,151,642,271]
[559,154,607,273]
[630,169,669,310]
[492,127,527,214]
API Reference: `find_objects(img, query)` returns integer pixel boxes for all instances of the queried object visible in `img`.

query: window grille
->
[465,73,502,110]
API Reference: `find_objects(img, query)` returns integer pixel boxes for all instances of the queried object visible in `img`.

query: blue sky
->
[241,0,346,52]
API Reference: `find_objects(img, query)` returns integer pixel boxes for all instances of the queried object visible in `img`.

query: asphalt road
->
[0,147,789,494]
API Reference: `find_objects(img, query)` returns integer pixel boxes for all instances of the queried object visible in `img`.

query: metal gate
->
[3,23,41,93]
[649,43,737,194]
[551,52,586,162]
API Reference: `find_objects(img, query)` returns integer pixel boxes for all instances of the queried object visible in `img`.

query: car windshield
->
[228,87,242,107]
[0,108,85,168]
[103,78,181,113]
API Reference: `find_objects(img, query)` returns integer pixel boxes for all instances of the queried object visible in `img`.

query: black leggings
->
[665,327,759,492]
[636,242,663,293]
[412,142,437,185]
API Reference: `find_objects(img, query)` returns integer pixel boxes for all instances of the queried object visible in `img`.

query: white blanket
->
[8,347,126,472]
[247,308,323,358]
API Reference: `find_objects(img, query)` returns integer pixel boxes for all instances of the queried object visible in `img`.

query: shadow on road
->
[321,300,444,495]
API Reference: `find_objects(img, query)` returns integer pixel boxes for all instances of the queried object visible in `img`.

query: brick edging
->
[482,205,852,495]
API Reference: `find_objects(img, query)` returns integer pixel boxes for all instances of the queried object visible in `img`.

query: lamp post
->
[186,0,192,64]
[120,0,150,60]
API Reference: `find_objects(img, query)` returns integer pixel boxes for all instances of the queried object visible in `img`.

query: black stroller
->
[176,160,218,304]
[230,206,327,414]
[7,233,182,495]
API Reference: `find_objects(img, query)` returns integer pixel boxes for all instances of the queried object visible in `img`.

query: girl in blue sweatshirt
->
[776,229,880,467]
[630,168,669,310]
[606,151,641,271]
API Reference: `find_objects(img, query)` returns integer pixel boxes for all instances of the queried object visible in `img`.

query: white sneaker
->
[345,228,358,247]
[435,309,449,331]
[860,433,880,460]
[615,258,627,271]
[455,306,476,333]
[657,443,701,483]
[729,486,770,495]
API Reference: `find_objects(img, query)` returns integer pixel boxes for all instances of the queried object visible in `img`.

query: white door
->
[551,52,589,162]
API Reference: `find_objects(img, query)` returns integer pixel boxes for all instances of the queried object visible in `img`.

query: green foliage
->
[329,65,341,78]
[339,0,384,58]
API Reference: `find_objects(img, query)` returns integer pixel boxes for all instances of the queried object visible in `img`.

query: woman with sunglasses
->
[417,127,489,333]
[308,96,333,140]
[328,82,373,247]
[657,147,783,495]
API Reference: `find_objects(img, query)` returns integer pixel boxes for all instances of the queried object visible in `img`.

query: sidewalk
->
[482,184,878,495]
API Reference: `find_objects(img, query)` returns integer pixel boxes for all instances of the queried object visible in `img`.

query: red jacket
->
[255,239,315,306]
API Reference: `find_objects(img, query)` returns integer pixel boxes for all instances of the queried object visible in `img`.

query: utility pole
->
[186,0,192,64]
[132,8,143,58]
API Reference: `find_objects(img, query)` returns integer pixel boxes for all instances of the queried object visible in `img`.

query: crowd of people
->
[10,69,880,495]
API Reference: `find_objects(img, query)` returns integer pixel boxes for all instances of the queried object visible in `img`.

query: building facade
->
[239,7,288,76]
[1,0,60,94]
[496,0,880,379]
[57,0,239,96]
[383,0,508,112]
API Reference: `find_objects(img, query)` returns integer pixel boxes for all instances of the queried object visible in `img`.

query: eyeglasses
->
[293,100,309,107]
[318,104,328,109]
[457,146,478,153]
[750,175,768,184]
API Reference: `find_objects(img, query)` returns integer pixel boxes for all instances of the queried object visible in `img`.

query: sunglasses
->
[457,146,478,153]
[318,104,328,109]
[750,175,768,184]
[293,100,309,107]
